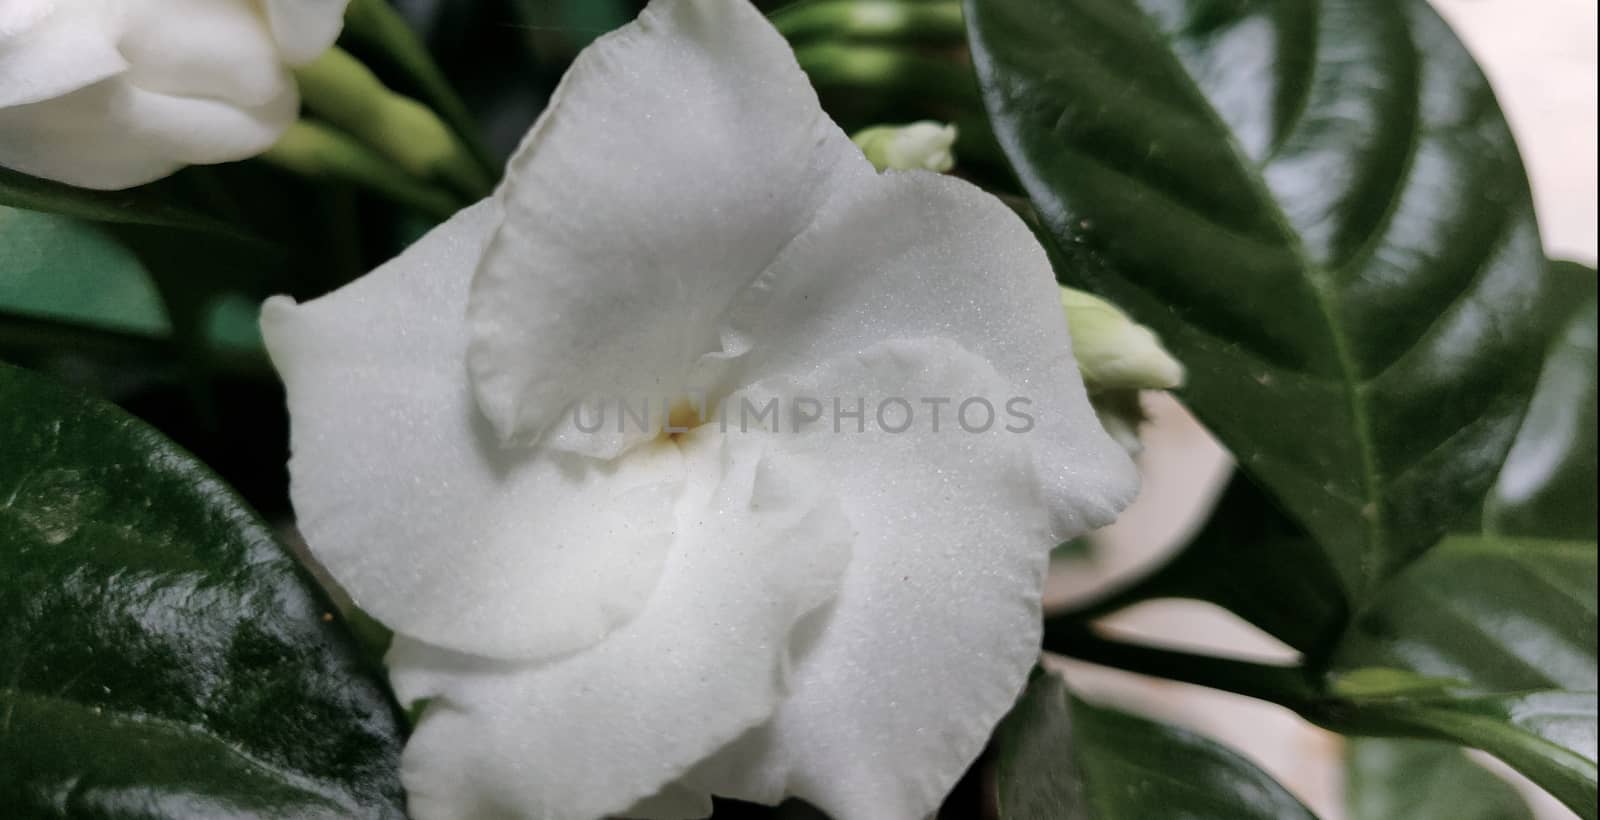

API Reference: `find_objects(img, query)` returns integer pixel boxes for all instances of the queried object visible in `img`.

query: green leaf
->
[972,2,1597,809]
[1325,534,1598,819]
[0,167,256,240]
[1319,689,1597,818]
[1333,535,1597,692]
[995,671,1319,819]
[969,0,1567,606]
[0,364,406,818]
[1346,738,1534,820]
[1486,264,1598,541]
[0,206,169,336]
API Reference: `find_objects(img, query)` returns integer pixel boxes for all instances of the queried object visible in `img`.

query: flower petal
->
[707,170,1138,537]
[264,202,683,661]
[679,337,1119,819]
[0,6,126,109]
[388,430,851,820]
[465,0,862,456]
[0,78,297,189]
[119,0,290,107]
[260,0,349,65]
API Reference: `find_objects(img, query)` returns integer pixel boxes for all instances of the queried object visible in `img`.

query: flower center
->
[662,396,709,443]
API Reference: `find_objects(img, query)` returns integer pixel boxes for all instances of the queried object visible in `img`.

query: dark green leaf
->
[1317,688,1596,818]
[969,0,1565,606]
[996,671,1319,819]
[0,364,406,818]
[1333,535,1597,692]
[1485,265,1598,541]
[0,167,257,240]
[1346,738,1534,820]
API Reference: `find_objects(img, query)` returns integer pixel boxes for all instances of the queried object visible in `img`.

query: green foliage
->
[0,364,406,818]
[970,0,1597,815]
[995,671,1319,819]
[1346,738,1534,820]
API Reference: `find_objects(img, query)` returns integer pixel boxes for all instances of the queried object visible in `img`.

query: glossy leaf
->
[1333,535,1597,692]
[1346,738,1533,820]
[969,0,1567,607]
[1486,264,1598,541]
[1319,688,1597,818]
[995,671,1319,819]
[0,364,406,818]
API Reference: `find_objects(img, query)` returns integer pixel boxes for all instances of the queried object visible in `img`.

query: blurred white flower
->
[262,1,1135,818]
[0,0,348,189]
[852,120,959,172]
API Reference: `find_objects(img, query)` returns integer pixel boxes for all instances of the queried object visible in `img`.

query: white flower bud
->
[851,120,958,172]
[0,0,349,189]
[1062,285,1185,393]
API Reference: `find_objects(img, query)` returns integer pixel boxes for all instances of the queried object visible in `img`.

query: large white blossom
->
[261,0,1137,817]
[0,0,348,189]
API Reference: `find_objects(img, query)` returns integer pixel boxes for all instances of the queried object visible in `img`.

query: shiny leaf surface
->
[1333,535,1597,692]
[1346,738,1533,820]
[995,671,1319,819]
[969,0,1566,606]
[1486,264,1598,541]
[1320,687,1596,818]
[0,364,406,818]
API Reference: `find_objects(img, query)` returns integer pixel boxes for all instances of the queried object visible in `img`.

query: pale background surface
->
[1046,1,1598,817]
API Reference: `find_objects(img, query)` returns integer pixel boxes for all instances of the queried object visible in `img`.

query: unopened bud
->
[851,121,958,172]
[1061,286,1184,393]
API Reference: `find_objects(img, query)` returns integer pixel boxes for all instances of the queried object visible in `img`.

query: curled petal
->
[465,0,863,456]
[0,7,125,108]
[680,339,1072,819]
[710,170,1138,538]
[389,431,851,820]
[265,203,682,661]
[0,79,297,188]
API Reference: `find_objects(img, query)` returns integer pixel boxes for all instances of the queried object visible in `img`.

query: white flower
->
[0,0,348,189]
[852,120,959,172]
[262,1,1135,818]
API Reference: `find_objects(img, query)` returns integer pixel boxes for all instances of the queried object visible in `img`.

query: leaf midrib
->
[1112,0,1398,599]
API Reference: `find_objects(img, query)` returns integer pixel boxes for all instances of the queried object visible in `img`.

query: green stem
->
[262,121,463,221]
[296,47,493,199]
[773,0,966,44]
[1046,622,1319,707]
[793,42,981,106]
[344,0,499,175]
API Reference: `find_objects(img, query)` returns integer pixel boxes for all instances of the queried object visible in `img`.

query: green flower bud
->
[1061,286,1184,393]
[851,121,958,172]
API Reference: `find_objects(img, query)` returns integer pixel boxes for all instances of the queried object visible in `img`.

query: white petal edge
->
[465,0,865,457]
[264,202,683,661]
[0,77,297,189]
[389,428,852,820]
[0,7,126,109]
[261,0,350,64]
[676,337,1064,819]
[700,169,1139,540]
